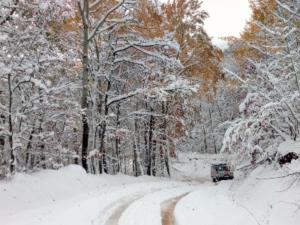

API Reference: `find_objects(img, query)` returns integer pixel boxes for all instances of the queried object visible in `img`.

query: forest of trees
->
[0,0,225,177]
[1,0,299,178]
[222,0,300,166]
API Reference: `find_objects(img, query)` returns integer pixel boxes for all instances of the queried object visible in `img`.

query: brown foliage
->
[228,0,280,76]
[162,0,223,95]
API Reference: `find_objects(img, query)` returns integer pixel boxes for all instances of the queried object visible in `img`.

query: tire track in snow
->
[94,181,188,225]
[103,194,144,225]
[161,193,189,225]
[117,186,199,225]
[102,186,196,225]
[102,187,182,225]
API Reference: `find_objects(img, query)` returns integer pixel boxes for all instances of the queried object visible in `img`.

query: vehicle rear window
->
[214,165,229,171]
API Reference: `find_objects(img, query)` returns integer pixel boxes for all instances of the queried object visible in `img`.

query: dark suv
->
[211,163,234,182]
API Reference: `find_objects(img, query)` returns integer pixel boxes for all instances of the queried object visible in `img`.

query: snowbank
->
[174,159,300,225]
[278,139,300,155]
[2,149,299,225]
[230,165,300,225]
[175,182,258,225]
[0,165,184,225]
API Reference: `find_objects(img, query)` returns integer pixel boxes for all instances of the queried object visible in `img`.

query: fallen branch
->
[256,172,300,180]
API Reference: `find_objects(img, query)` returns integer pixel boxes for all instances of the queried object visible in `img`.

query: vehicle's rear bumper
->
[211,176,234,181]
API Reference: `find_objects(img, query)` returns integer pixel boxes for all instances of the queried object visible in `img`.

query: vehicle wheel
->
[212,178,217,183]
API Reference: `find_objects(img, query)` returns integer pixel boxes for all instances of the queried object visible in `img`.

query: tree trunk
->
[8,73,14,174]
[115,103,121,173]
[79,0,90,172]
[25,126,35,170]
[161,102,170,177]
[148,107,155,176]
[98,80,110,174]
[209,107,218,154]
[133,100,141,177]
[133,118,139,177]
[203,127,207,153]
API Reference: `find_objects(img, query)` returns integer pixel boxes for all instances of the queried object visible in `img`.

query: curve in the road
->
[104,191,190,225]
[161,193,189,225]
[103,193,148,225]
[102,185,200,225]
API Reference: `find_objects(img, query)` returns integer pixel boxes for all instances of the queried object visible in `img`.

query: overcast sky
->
[202,0,251,38]
[160,0,251,48]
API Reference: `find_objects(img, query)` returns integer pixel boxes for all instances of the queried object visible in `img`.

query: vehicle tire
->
[212,178,217,183]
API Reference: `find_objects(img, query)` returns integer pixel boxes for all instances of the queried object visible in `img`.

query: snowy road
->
[2,163,297,225]
[95,180,262,225]
[175,182,259,225]
[103,191,191,225]
[101,181,258,225]
[0,166,205,225]
[103,194,145,225]
[161,193,189,225]
[103,189,193,225]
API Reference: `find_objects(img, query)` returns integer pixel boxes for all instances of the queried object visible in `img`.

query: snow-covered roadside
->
[229,166,300,225]
[0,165,185,225]
[175,181,258,225]
[174,150,300,225]
[2,149,299,225]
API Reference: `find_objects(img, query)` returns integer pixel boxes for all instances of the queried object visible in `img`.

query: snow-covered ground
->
[0,165,189,225]
[175,182,258,225]
[1,146,299,225]
[175,167,300,225]
[173,149,300,225]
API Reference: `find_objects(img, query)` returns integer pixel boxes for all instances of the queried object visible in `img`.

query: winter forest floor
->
[0,153,299,225]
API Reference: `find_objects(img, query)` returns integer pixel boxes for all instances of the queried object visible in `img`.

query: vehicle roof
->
[211,163,228,166]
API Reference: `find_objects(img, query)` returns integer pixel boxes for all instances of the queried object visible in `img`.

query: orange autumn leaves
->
[62,0,222,94]
[161,0,223,93]
[229,0,279,75]
[58,0,224,143]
